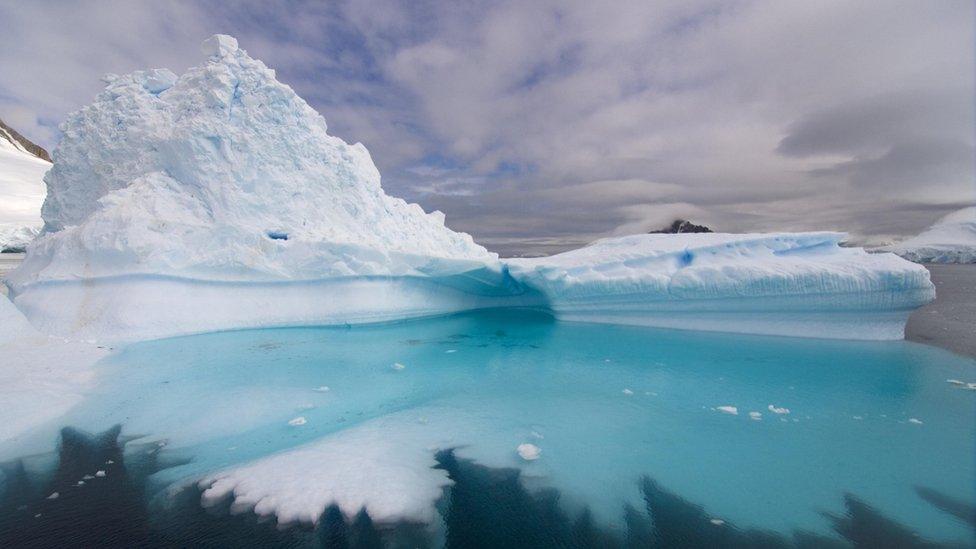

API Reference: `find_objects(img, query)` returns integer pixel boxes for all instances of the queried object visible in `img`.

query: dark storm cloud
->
[0,0,972,254]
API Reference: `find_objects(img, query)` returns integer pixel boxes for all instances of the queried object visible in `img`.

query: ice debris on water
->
[95,470,106,477]
[768,404,790,415]
[908,418,923,425]
[517,443,541,461]
[622,388,634,395]
[46,492,59,500]
[710,519,725,526]
[313,386,331,392]
[947,379,965,385]
[82,474,94,480]
[749,411,762,421]
[392,362,406,371]
[446,349,457,353]
[288,416,307,426]
[717,406,738,415]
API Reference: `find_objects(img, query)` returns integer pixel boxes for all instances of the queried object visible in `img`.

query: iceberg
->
[508,232,934,340]
[880,207,976,264]
[4,35,933,343]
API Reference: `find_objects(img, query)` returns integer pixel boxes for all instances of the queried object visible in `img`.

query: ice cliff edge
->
[5,35,933,342]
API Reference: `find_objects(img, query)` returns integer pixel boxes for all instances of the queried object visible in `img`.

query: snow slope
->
[881,207,976,264]
[5,35,932,343]
[0,123,49,251]
[0,294,107,445]
[508,232,934,340]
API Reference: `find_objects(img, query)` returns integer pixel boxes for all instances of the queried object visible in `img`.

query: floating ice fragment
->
[517,443,541,461]
[392,362,406,371]
[76,481,85,486]
[288,416,307,426]
[749,411,762,421]
[965,383,976,391]
[908,418,923,425]
[446,349,457,353]
[853,416,863,420]
[46,492,59,500]
[95,470,106,477]
[201,34,238,57]
[622,388,634,395]
[34,514,41,519]
[947,379,965,385]
[717,406,738,415]
[313,386,331,392]
[531,430,544,439]
[768,405,790,415]
[710,519,725,526]
[106,460,114,464]
[83,474,94,480]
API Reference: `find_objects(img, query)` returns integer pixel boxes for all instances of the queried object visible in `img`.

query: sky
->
[0,0,972,255]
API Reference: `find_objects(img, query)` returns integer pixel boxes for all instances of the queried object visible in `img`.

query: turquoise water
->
[7,309,976,545]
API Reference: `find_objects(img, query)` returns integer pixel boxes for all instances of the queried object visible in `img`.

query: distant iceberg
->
[4,35,933,343]
[508,232,933,340]
[880,207,976,264]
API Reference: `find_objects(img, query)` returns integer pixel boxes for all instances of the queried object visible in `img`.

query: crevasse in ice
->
[5,35,934,343]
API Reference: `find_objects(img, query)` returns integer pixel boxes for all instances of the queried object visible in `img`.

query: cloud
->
[0,0,972,255]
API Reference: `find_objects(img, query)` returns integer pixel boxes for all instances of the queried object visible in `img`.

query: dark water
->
[0,425,973,547]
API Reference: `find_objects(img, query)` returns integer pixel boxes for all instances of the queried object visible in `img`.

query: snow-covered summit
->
[29,34,491,282]
[0,120,50,252]
[881,207,976,264]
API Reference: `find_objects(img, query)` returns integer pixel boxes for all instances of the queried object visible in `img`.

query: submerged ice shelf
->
[8,311,973,543]
[4,37,933,343]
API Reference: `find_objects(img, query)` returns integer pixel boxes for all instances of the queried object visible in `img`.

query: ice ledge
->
[6,232,934,344]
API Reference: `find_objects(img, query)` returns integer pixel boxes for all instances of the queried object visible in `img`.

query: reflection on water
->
[1,426,973,547]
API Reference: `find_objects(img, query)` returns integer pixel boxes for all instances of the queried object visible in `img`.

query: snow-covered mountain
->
[881,207,976,264]
[0,118,50,252]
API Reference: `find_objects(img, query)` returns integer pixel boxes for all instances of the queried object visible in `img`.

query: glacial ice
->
[3,34,934,343]
[881,207,976,264]
[508,232,934,340]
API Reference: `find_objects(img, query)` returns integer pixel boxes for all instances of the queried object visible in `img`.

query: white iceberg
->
[508,232,933,340]
[4,35,933,343]
[880,207,976,264]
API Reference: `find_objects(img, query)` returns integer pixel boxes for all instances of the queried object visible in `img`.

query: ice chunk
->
[710,519,725,526]
[517,443,541,461]
[288,416,307,426]
[95,470,106,477]
[7,35,506,343]
[46,492,58,500]
[717,406,738,415]
[908,418,923,425]
[622,388,634,395]
[142,69,177,94]
[507,232,934,340]
[313,386,331,392]
[768,405,790,415]
[200,34,238,57]
[749,411,762,421]
[392,362,406,371]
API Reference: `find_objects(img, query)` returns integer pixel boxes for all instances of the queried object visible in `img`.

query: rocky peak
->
[0,118,51,162]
